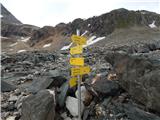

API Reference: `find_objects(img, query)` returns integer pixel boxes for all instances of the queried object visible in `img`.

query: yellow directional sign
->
[69,77,77,87]
[71,35,87,45]
[71,66,91,76]
[70,45,83,55]
[70,57,84,66]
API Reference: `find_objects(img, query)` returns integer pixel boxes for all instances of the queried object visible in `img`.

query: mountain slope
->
[1,4,39,38]
[1,3,22,24]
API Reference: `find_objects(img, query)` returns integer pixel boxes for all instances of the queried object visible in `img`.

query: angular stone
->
[105,51,160,113]
[21,90,56,120]
[92,76,120,96]
[66,96,84,117]
[1,80,16,92]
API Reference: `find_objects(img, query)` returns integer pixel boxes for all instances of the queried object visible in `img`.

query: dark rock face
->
[1,3,22,24]
[21,90,56,120]
[112,103,160,120]
[111,42,160,54]
[92,77,120,97]
[66,8,160,36]
[105,51,160,113]
[29,26,55,46]
[1,51,56,65]
[1,3,39,37]
[1,80,16,92]
[25,75,67,94]
[1,22,39,37]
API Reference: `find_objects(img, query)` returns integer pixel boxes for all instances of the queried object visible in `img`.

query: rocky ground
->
[1,4,160,120]
[1,40,160,120]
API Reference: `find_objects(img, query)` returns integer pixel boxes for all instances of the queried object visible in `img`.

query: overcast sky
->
[1,0,160,27]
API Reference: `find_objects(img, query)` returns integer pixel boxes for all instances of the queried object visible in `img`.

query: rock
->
[21,90,56,120]
[14,89,21,95]
[1,112,10,119]
[25,75,66,93]
[1,80,16,92]
[15,95,29,109]
[105,51,160,113]
[1,102,9,109]
[7,102,16,111]
[92,76,120,97]
[113,103,160,120]
[6,116,16,120]
[75,86,93,106]
[60,112,67,119]
[8,95,18,102]
[66,96,84,117]
[64,117,72,120]
[57,82,69,107]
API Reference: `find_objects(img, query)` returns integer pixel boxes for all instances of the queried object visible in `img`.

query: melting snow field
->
[149,21,157,28]
[21,37,30,42]
[84,36,106,47]
[61,43,73,50]
[17,50,26,53]
[43,43,51,48]
[0,36,8,39]
[10,42,18,47]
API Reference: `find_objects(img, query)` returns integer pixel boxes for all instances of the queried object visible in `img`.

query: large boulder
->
[21,90,56,120]
[105,51,160,113]
[1,80,16,92]
[91,76,120,97]
[25,75,66,93]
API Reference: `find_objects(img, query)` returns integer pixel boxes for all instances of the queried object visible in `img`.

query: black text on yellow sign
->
[71,66,91,76]
[70,45,83,55]
[71,35,87,45]
[69,77,78,87]
[70,57,84,66]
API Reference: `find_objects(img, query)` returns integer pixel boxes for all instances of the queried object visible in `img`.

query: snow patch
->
[81,30,88,36]
[43,43,51,48]
[149,21,157,28]
[0,36,8,39]
[17,50,26,53]
[76,29,80,36]
[0,14,3,18]
[84,36,106,47]
[61,43,73,50]
[21,37,30,42]
[141,12,146,14]
[10,42,17,47]
[88,24,91,27]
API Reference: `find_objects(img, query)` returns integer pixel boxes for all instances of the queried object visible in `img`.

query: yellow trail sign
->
[69,77,78,87]
[70,57,84,66]
[71,35,87,45]
[71,66,91,76]
[70,45,83,55]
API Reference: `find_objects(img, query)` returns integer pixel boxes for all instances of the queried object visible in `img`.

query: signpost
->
[70,45,83,55]
[69,33,91,120]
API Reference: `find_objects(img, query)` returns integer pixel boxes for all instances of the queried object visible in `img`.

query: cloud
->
[1,0,160,27]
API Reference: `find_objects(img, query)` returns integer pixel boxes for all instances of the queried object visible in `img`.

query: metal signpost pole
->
[70,33,90,120]
[78,75,81,120]
[77,30,81,120]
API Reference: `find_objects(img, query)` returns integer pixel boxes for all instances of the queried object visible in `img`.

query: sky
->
[1,0,160,27]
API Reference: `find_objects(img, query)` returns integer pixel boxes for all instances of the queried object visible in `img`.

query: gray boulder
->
[21,90,56,120]
[105,51,160,113]
[25,75,66,93]
[1,80,16,92]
